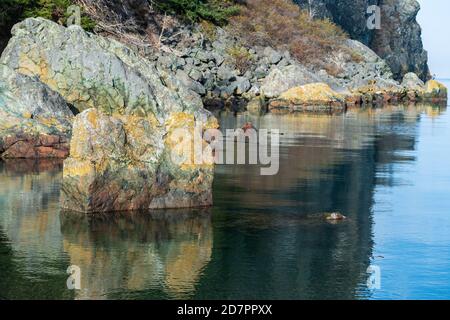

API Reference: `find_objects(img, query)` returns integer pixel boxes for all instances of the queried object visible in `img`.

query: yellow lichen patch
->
[65,90,81,104]
[18,52,62,94]
[63,159,94,178]
[204,116,220,130]
[118,114,159,161]
[165,112,195,132]
[70,124,91,159]
[22,112,33,119]
[39,59,58,91]
[93,159,109,174]
[86,109,99,129]
[18,52,41,76]
[354,80,401,95]
[164,113,216,171]
[279,83,344,104]
[424,80,447,94]
[35,116,58,127]
[116,113,159,132]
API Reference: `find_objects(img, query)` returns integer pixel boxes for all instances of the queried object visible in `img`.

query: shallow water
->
[1,82,449,300]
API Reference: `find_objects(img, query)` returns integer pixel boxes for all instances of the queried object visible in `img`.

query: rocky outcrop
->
[294,0,430,81]
[402,72,424,90]
[62,109,217,213]
[152,27,300,109]
[153,25,402,110]
[371,0,429,81]
[260,39,396,99]
[0,18,218,212]
[422,80,448,103]
[0,18,203,119]
[268,76,447,114]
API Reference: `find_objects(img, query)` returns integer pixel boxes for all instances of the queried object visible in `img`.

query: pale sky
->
[417,0,450,79]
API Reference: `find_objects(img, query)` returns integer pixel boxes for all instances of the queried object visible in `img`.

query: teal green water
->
[1,85,449,299]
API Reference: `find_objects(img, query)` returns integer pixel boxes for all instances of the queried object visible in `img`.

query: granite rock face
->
[261,39,396,98]
[294,0,430,81]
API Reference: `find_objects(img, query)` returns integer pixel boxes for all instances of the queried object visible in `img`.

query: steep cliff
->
[294,0,430,81]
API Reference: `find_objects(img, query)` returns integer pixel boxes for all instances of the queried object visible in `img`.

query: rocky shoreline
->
[0,16,447,212]
[147,20,446,115]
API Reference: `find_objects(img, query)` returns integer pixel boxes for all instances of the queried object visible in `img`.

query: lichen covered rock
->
[350,78,403,105]
[0,18,202,120]
[269,83,345,112]
[0,17,218,212]
[61,109,218,213]
[0,64,73,158]
[423,80,448,102]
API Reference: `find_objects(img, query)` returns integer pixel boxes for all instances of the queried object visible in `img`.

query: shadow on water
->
[0,103,447,299]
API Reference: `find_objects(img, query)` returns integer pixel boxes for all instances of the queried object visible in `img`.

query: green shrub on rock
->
[153,0,240,26]
[0,0,95,47]
[24,0,95,31]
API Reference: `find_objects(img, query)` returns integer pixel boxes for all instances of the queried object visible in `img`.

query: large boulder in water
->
[62,109,217,212]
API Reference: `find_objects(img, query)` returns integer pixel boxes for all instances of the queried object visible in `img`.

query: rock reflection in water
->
[60,209,212,300]
[0,159,212,299]
[0,159,70,299]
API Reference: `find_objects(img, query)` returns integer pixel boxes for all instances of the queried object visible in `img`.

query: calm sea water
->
[0,81,449,300]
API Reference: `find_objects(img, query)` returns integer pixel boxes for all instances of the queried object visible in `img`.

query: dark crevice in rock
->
[67,103,81,116]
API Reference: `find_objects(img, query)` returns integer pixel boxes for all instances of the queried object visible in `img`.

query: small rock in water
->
[325,212,347,221]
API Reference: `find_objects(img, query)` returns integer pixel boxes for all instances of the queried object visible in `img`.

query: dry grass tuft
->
[229,0,348,69]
